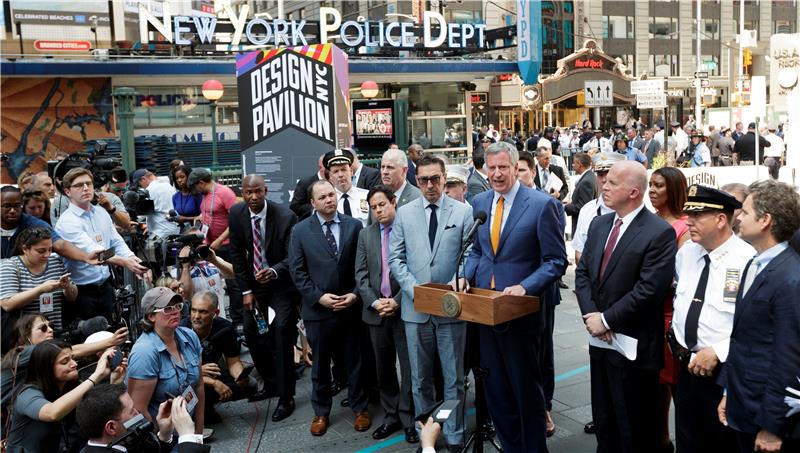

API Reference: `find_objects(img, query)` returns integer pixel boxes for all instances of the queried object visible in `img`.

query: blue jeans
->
[405,317,466,446]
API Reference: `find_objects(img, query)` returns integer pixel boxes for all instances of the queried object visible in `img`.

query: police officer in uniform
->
[324,149,371,227]
[670,185,755,453]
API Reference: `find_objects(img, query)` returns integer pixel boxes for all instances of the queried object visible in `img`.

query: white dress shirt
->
[763,133,785,158]
[490,180,521,234]
[571,197,613,254]
[55,203,135,285]
[672,235,755,360]
[600,202,645,330]
[336,185,370,226]
[422,195,444,228]
[144,179,180,240]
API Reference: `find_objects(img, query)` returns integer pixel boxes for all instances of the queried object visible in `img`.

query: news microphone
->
[462,211,487,249]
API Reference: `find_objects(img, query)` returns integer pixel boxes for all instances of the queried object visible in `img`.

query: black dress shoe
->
[584,420,596,434]
[557,279,569,289]
[330,380,347,396]
[340,397,350,407]
[271,398,295,422]
[404,427,419,443]
[446,444,463,453]
[372,422,402,440]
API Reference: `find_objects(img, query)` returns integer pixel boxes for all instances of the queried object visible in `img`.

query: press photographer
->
[167,230,234,316]
[54,168,150,325]
[130,168,179,250]
[77,384,208,453]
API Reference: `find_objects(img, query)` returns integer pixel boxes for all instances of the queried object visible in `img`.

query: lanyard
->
[168,345,188,392]
[202,183,217,227]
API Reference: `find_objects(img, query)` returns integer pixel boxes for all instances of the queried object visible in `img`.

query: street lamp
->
[202,79,224,168]
[360,80,379,99]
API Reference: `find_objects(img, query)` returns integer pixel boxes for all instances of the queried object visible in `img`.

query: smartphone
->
[415,400,460,424]
[237,364,255,381]
[98,249,115,262]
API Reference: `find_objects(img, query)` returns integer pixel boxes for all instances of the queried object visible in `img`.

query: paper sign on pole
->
[630,79,664,96]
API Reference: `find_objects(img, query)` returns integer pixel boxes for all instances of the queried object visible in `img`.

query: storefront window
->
[649,17,677,39]
[132,86,238,128]
[602,16,634,39]
[406,83,468,155]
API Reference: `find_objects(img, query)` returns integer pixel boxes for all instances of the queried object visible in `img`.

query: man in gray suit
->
[467,147,491,202]
[380,148,422,208]
[355,185,417,444]
[389,156,474,452]
[641,128,662,169]
[564,152,597,238]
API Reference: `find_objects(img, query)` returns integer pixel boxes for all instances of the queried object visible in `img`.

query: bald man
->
[575,161,677,452]
[228,174,300,418]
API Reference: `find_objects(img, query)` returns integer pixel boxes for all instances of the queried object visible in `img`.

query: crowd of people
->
[1,127,798,453]
[476,119,788,177]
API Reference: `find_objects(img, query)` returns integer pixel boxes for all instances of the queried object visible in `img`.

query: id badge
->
[182,385,198,414]
[39,293,54,313]
[200,223,209,237]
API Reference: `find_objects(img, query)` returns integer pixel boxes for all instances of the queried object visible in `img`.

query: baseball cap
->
[130,169,148,189]
[187,168,212,187]
[141,287,182,314]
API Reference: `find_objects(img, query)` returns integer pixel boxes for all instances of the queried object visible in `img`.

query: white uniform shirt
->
[582,137,612,154]
[144,179,179,240]
[571,197,613,253]
[672,235,756,361]
[336,185,370,226]
[763,133,785,158]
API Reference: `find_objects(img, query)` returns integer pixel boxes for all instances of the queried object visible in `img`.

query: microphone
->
[167,209,179,223]
[462,211,488,249]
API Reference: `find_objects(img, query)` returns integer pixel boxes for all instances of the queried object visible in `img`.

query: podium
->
[413,283,540,326]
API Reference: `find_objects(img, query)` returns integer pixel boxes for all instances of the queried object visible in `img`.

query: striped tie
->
[253,216,263,276]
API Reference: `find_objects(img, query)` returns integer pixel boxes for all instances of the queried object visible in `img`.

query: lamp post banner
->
[236,43,350,204]
[516,0,542,85]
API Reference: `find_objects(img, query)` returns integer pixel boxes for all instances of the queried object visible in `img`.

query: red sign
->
[470,93,488,103]
[497,74,514,82]
[34,40,91,51]
[573,59,604,69]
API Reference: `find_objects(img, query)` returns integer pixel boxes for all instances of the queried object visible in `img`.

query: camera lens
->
[197,245,210,259]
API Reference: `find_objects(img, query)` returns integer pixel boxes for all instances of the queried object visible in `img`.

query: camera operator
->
[181,291,255,424]
[170,231,234,317]
[130,169,179,242]
[77,384,208,453]
[54,168,150,324]
[1,186,103,264]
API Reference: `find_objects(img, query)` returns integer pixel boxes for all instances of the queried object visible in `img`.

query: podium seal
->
[441,292,462,318]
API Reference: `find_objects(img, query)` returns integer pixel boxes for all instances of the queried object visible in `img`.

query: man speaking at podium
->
[460,142,568,452]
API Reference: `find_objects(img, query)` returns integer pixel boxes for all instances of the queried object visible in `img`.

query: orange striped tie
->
[490,196,504,288]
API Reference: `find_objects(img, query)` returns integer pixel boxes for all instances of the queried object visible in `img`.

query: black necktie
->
[342,193,352,216]
[428,204,438,250]
[684,254,711,350]
[324,221,338,256]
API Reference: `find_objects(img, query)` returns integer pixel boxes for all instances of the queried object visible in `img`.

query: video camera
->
[165,233,209,264]
[107,414,161,453]
[51,141,128,194]
[122,188,155,218]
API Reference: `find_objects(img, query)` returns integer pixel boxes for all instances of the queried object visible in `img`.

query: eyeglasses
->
[417,175,442,186]
[154,302,184,315]
[34,322,52,333]
[70,181,93,189]
[1,203,23,210]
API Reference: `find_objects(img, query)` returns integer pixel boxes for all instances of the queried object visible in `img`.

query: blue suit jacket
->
[289,213,363,322]
[389,195,473,324]
[720,246,800,435]
[464,185,567,300]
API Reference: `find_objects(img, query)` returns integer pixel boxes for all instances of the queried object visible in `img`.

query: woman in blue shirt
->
[127,287,205,434]
[171,165,203,223]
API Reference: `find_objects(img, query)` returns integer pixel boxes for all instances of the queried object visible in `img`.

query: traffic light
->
[744,49,752,67]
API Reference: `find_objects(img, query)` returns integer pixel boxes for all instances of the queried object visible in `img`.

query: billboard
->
[236,43,350,204]
[352,99,396,151]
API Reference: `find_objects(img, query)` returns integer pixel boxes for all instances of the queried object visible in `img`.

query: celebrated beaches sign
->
[140,4,486,50]
[236,44,350,205]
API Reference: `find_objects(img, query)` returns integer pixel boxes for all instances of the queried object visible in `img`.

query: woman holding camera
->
[5,339,116,452]
[0,227,77,351]
[172,165,203,224]
[127,287,205,434]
